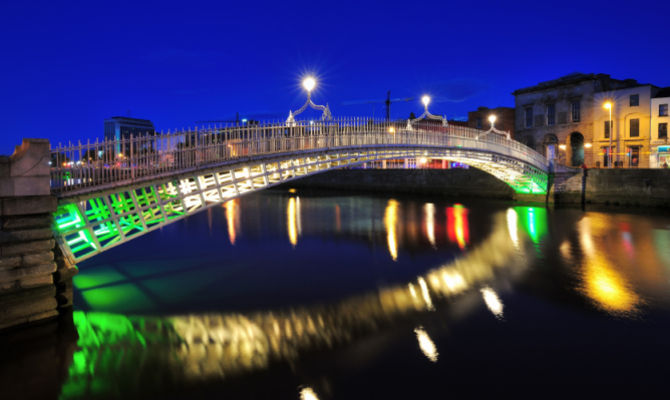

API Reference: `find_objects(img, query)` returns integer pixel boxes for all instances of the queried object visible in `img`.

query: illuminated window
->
[630,94,639,107]
[629,146,640,167]
[660,123,668,139]
[604,120,611,138]
[630,118,640,137]
[660,104,668,117]
[571,101,581,122]
[547,103,555,125]
[525,107,533,128]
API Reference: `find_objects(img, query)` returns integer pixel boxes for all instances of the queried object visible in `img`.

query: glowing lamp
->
[559,144,567,151]
[488,115,497,125]
[603,101,612,110]
[584,143,593,149]
[421,95,431,107]
[302,76,316,92]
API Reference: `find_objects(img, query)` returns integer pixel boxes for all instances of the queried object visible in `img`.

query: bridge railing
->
[50,118,547,195]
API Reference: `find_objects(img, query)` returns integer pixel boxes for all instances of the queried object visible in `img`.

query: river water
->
[4,189,670,398]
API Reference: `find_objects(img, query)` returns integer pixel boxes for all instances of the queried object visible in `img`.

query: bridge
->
[50,118,549,263]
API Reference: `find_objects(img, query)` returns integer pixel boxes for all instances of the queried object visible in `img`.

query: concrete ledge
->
[0,196,57,216]
[0,228,54,244]
[0,239,55,257]
[1,214,53,230]
[0,262,57,284]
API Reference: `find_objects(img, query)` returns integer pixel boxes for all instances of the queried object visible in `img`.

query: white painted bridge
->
[51,118,549,263]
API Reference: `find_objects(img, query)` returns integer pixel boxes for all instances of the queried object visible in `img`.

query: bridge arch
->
[51,120,548,262]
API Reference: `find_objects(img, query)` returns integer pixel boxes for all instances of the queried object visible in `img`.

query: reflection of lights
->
[287,197,299,247]
[414,326,438,362]
[334,204,341,232]
[559,240,571,261]
[223,199,239,245]
[300,387,319,400]
[481,287,504,319]
[424,203,436,247]
[518,206,547,246]
[578,217,640,315]
[417,277,434,310]
[506,208,519,247]
[384,199,399,261]
[447,204,469,249]
[288,188,297,194]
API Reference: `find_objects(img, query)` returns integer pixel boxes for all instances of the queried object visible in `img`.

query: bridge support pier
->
[0,139,75,331]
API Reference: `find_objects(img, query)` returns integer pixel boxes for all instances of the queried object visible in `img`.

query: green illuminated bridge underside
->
[52,120,548,262]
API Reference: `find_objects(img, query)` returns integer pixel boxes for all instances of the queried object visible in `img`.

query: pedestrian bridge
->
[51,118,548,262]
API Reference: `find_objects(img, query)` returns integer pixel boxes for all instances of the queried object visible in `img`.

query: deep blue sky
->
[2,0,669,153]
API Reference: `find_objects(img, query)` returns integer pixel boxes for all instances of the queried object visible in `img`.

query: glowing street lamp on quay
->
[604,101,613,168]
[488,114,497,129]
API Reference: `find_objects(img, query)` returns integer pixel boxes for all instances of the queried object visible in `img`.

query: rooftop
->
[512,73,647,95]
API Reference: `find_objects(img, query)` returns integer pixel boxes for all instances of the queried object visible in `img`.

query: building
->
[512,73,645,168]
[467,106,515,138]
[651,88,670,167]
[104,117,156,155]
[593,84,659,168]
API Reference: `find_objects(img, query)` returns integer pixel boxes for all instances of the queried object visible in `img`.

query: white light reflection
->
[506,208,519,248]
[417,277,434,310]
[299,386,320,400]
[424,203,436,247]
[414,326,438,362]
[480,287,504,319]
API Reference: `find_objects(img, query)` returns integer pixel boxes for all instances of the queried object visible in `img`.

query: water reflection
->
[223,198,239,245]
[414,327,438,362]
[447,204,469,249]
[287,196,301,247]
[299,387,320,400]
[384,199,399,261]
[424,203,436,247]
[576,215,641,315]
[480,287,504,319]
[60,211,533,399]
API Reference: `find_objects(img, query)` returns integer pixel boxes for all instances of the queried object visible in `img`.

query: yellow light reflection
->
[287,197,299,247]
[384,199,399,261]
[480,287,504,319]
[424,203,436,247]
[578,217,640,315]
[223,199,239,245]
[299,386,319,400]
[418,277,434,310]
[414,326,438,362]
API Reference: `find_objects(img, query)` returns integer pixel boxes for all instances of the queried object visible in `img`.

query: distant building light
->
[241,118,248,123]
[559,144,567,151]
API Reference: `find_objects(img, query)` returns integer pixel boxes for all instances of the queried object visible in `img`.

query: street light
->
[388,126,395,134]
[604,101,613,168]
[488,114,497,129]
[421,95,431,108]
[302,76,316,93]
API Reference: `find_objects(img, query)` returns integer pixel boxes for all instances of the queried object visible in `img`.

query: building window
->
[604,120,611,139]
[660,104,669,117]
[630,94,639,107]
[571,101,580,122]
[547,103,555,125]
[476,117,482,129]
[525,107,533,128]
[601,147,610,167]
[660,122,668,139]
[630,118,640,137]
[629,146,640,167]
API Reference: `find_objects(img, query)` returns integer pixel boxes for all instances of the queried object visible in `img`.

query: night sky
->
[2,0,669,153]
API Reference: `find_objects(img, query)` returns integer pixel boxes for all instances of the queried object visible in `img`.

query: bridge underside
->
[53,146,547,262]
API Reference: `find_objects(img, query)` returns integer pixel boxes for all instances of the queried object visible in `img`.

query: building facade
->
[651,88,670,167]
[512,73,643,168]
[467,106,515,138]
[104,117,156,156]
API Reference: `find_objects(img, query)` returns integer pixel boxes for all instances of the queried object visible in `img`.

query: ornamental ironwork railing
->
[50,118,548,196]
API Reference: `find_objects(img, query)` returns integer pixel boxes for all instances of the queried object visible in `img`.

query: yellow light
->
[388,126,396,134]
[419,157,428,164]
[300,387,320,400]
[287,197,299,247]
[223,199,239,245]
[302,76,316,92]
[603,101,612,110]
[488,114,497,124]
[584,143,593,149]
[481,287,504,319]
[288,188,297,193]
[421,95,431,107]
[384,199,399,261]
[424,203,435,247]
[559,144,567,151]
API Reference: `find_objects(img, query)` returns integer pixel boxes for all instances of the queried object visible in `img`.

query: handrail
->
[50,118,548,195]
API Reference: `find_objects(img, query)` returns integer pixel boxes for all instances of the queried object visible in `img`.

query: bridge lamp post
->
[421,95,431,111]
[302,76,316,93]
[488,115,497,129]
[604,101,613,168]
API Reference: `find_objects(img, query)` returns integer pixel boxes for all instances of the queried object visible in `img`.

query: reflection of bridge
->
[52,119,548,262]
[59,210,533,399]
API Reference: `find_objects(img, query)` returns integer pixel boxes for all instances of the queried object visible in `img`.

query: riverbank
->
[279,168,670,208]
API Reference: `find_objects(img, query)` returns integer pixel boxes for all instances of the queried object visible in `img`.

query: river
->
[3,189,670,398]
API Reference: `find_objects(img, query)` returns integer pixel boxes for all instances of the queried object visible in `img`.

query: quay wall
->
[283,167,670,208]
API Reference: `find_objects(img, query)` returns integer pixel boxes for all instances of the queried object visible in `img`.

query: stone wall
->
[0,139,75,331]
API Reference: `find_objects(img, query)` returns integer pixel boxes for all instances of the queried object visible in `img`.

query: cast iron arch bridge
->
[51,118,548,263]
